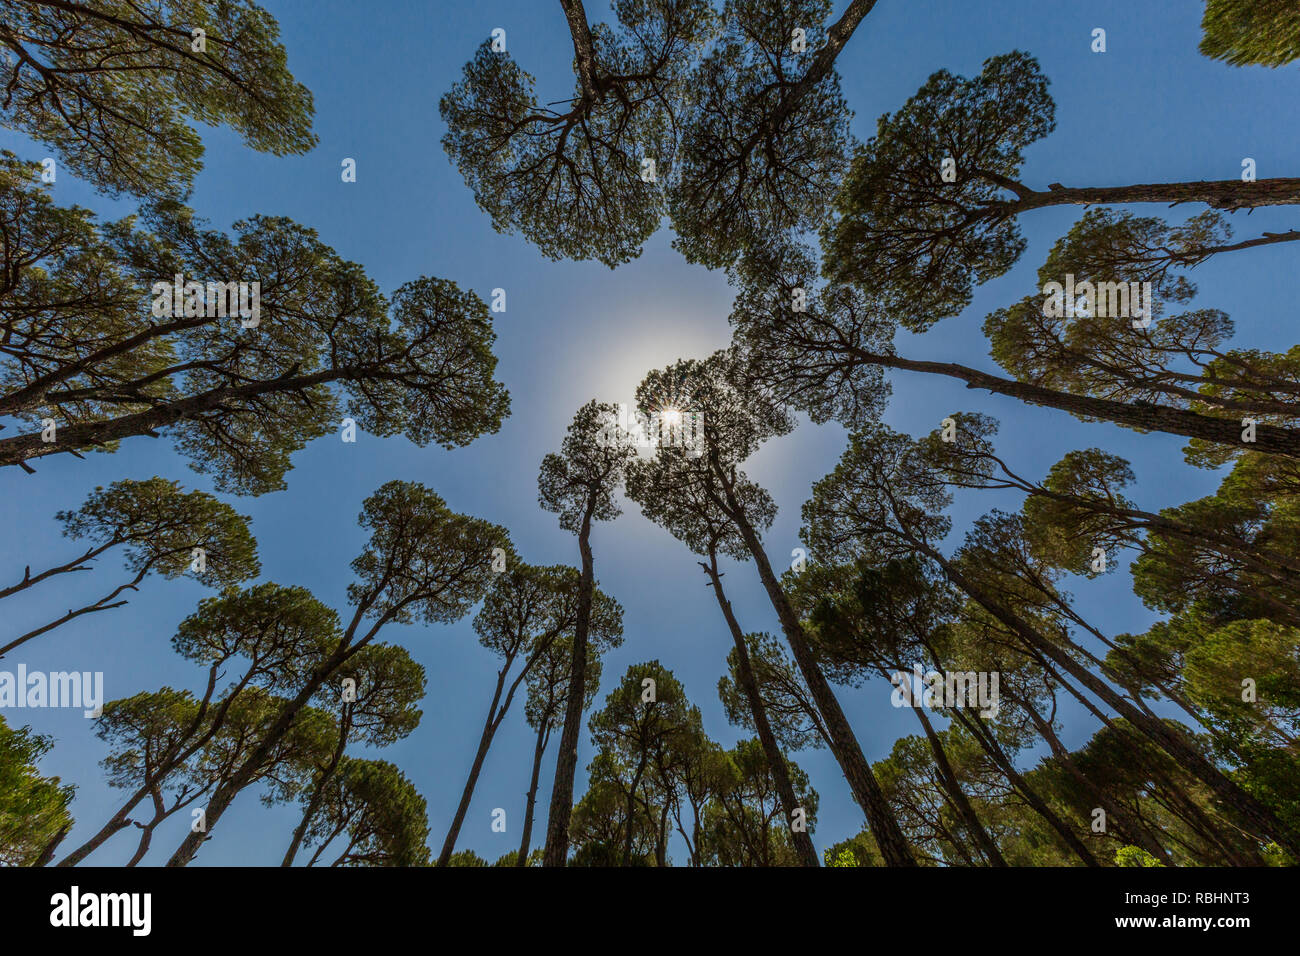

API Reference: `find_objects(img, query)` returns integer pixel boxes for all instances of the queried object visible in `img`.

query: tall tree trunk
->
[283,706,352,867]
[0,363,361,470]
[702,554,819,866]
[1005,177,1300,214]
[516,721,552,867]
[924,542,1300,857]
[557,0,601,101]
[1015,691,1173,864]
[763,0,879,133]
[437,674,511,866]
[622,757,648,866]
[656,803,670,867]
[542,498,597,866]
[718,478,915,866]
[846,346,1300,460]
[950,707,1100,866]
[904,693,1007,866]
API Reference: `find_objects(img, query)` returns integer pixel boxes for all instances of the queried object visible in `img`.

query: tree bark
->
[717,474,916,866]
[849,346,1300,460]
[1015,691,1172,864]
[542,497,596,866]
[516,721,552,866]
[780,0,877,114]
[923,542,1300,857]
[437,673,511,866]
[949,707,1100,866]
[1005,177,1300,215]
[702,554,819,866]
[0,363,376,470]
[905,695,1007,866]
[622,754,648,865]
[558,0,601,102]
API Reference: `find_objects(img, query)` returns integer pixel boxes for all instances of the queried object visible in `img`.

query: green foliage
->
[0,715,74,865]
[444,849,488,867]
[668,0,854,268]
[717,633,825,752]
[698,738,818,866]
[823,51,1054,325]
[171,583,338,690]
[59,478,259,585]
[440,1,714,266]
[0,176,509,491]
[329,643,427,747]
[0,0,316,196]
[349,480,514,625]
[1200,0,1300,67]
[1115,845,1165,867]
[303,758,430,866]
[824,830,884,867]
[538,400,638,533]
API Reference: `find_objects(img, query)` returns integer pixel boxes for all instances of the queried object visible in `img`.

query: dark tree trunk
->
[950,707,1100,866]
[778,0,878,116]
[516,721,552,866]
[1007,177,1300,215]
[925,544,1300,857]
[0,364,357,471]
[719,478,915,866]
[702,554,819,866]
[557,0,601,101]
[437,675,511,866]
[1016,691,1173,865]
[622,756,648,866]
[542,498,596,866]
[905,696,1007,866]
[125,824,156,867]
[849,347,1300,460]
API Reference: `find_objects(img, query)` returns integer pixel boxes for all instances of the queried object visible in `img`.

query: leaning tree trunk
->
[925,543,1300,857]
[950,707,1100,866]
[165,624,375,866]
[1007,177,1300,215]
[542,497,597,867]
[622,756,648,866]
[703,554,819,866]
[720,482,916,866]
[849,346,1300,461]
[1016,691,1173,865]
[283,705,353,867]
[516,721,552,867]
[437,673,513,866]
[904,693,1007,866]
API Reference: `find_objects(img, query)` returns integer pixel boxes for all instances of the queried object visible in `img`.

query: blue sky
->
[2,0,1297,865]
